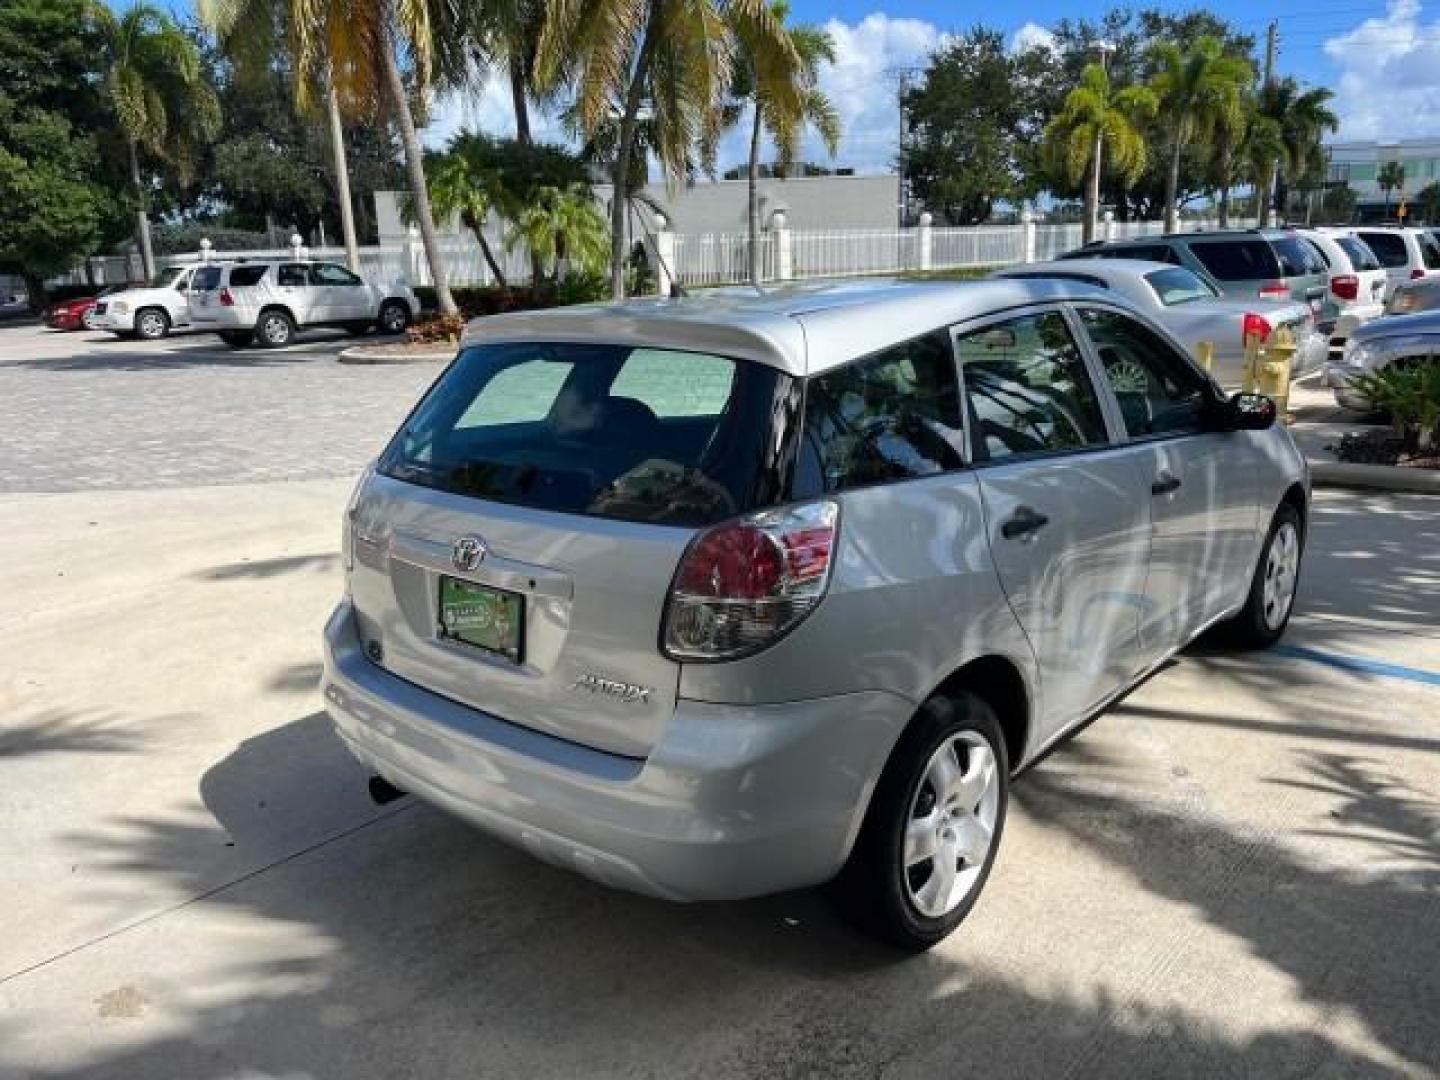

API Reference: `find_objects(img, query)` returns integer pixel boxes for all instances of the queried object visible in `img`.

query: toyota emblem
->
[451,534,488,572]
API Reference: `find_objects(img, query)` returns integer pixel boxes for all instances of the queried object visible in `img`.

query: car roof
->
[1004,257,1175,277]
[459,277,1115,376]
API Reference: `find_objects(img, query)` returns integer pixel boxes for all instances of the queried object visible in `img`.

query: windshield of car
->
[1336,237,1382,271]
[379,341,800,527]
[1189,240,1283,281]
[1145,267,1217,305]
[146,268,186,288]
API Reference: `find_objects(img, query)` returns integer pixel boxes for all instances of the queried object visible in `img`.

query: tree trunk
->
[327,82,361,274]
[1218,184,1231,228]
[128,139,155,281]
[1265,161,1279,227]
[379,33,457,317]
[21,271,47,313]
[1164,137,1182,233]
[1082,128,1102,245]
[610,0,665,300]
[747,104,763,285]
[509,56,532,146]
[465,211,509,290]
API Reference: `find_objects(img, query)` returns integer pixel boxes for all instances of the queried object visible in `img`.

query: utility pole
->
[1263,20,1278,87]
[887,65,922,227]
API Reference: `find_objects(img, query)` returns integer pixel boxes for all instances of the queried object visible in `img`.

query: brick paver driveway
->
[0,323,441,492]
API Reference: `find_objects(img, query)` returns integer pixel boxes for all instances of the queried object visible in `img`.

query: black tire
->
[1220,501,1304,650]
[255,308,295,348]
[836,691,1009,951]
[134,307,170,340]
[219,330,253,348]
[377,299,410,335]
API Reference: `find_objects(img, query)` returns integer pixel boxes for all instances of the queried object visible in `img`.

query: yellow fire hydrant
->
[1241,329,1264,393]
[1196,340,1215,375]
[1258,325,1297,421]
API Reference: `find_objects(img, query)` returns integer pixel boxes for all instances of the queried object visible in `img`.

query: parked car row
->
[42,260,418,348]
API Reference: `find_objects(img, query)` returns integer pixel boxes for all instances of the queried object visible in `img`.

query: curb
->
[1309,460,1440,494]
[338,345,453,365]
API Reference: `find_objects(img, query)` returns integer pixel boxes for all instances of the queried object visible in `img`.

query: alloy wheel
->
[903,731,1001,918]
[1262,521,1300,629]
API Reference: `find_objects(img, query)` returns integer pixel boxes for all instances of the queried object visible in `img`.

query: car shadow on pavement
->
[197,553,339,581]
[6,711,1432,1078]
[10,346,339,372]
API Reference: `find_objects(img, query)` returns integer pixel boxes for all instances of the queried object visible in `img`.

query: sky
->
[161,0,1440,174]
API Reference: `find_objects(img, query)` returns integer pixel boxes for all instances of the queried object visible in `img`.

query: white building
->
[1326,139,1440,205]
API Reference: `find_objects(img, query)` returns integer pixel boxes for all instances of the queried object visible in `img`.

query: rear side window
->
[1189,240,1282,281]
[379,342,800,527]
[1145,267,1216,305]
[956,311,1110,461]
[1271,236,1324,276]
[1337,237,1381,271]
[796,331,964,494]
[1359,231,1408,267]
[229,265,268,287]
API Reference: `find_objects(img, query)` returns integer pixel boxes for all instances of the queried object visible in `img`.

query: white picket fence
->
[62,214,1226,293]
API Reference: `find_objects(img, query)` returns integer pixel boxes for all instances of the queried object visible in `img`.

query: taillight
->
[1258,281,1290,301]
[220,288,234,306]
[662,500,838,661]
[1242,313,1274,343]
[1411,268,1426,280]
[1331,274,1359,301]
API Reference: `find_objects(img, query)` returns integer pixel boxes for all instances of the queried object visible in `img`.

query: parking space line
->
[1271,645,1440,688]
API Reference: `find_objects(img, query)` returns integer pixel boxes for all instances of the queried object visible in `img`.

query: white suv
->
[91,264,218,339]
[191,260,418,348]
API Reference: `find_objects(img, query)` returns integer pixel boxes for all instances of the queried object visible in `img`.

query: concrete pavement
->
[1,479,1436,1079]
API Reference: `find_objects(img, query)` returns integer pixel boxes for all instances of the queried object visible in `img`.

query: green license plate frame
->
[438,576,524,662]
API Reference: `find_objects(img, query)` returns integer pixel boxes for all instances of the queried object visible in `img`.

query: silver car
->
[995,258,1327,387]
[1324,307,1440,411]
[321,279,1308,949]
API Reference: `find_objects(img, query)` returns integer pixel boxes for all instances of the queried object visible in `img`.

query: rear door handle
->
[1151,472,1182,496]
[1001,506,1049,540]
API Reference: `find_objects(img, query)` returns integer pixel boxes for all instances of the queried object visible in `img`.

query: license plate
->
[438,576,523,661]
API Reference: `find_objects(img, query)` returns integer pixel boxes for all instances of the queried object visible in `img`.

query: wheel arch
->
[1280,480,1308,534]
[922,654,1033,775]
[255,303,295,326]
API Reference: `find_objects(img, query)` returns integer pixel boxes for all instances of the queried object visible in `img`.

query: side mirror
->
[1222,392,1277,431]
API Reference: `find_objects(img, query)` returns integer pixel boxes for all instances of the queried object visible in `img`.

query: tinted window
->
[1070,244,1178,264]
[1301,238,1334,270]
[797,331,964,494]
[1337,237,1381,271]
[380,342,799,526]
[956,311,1110,461]
[311,263,363,286]
[1271,236,1324,276]
[1145,267,1216,305]
[192,266,223,291]
[1421,235,1440,270]
[1081,309,1210,436]
[277,263,308,287]
[1359,231,1408,267]
[1189,240,1282,281]
[229,265,268,287]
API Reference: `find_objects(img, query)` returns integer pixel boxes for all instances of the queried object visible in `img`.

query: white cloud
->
[1324,0,1440,139]
[1010,22,1057,55]
[424,12,943,175]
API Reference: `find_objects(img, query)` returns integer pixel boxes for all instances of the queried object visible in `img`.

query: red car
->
[44,295,99,331]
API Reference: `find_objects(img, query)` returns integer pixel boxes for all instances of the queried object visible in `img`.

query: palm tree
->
[1257,77,1338,227]
[723,3,839,285]
[1149,37,1250,234]
[199,0,363,272]
[205,0,459,316]
[1043,64,1156,245]
[92,3,221,280]
[1379,161,1406,221]
[505,186,610,284]
[538,0,796,299]
[427,140,511,290]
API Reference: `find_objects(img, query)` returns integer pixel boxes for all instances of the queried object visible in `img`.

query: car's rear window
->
[1189,240,1283,281]
[1336,237,1381,271]
[229,265,268,287]
[379,342,800,526]
[1359,231,1408,267]
[1421,235,1440,270]
[1145,267,1216,305]
[1271,236,1325,276]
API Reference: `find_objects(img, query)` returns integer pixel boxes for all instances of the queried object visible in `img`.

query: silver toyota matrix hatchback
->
[322,279,1307,949]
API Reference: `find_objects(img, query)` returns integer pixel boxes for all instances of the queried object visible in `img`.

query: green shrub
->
[1352,358,1440,450]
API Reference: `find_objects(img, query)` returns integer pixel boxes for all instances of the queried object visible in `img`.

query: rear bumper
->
[321,602,911,902]
[1329,303,1385,346]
